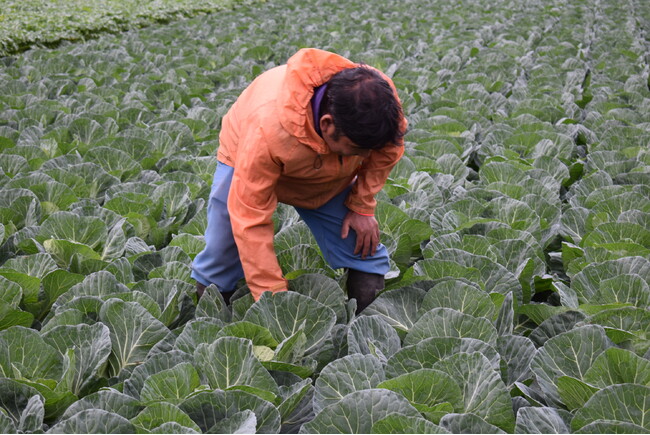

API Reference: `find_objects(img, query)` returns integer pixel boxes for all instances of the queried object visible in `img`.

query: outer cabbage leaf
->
[130,401,201,433]
[140,362,201,405]
[61,389,142,420]
[215,320,278,348]
[405,307,498,346]
[386,336,499,378]
[193,337,279,402]
[583,347,650,387]
[571,257,650,303]
[431,249,523,305]
[515,406,570,434]
[129,278,194,328]
[52,271,129,308]
[123,350,193,400]
[574,420,650,434]
[179,389,280,434]
[377,368,463,421]
[585,307,650,356]
[433,352,515,432]
[571,385,650,432]
[207,409,257,434]
[42,323,112,396]
[38,212,107,250]
[313,354,385,414]
[371,414,449,434]
[300,389,421,434]
[362,287,426,336]
[439,413,506,434]
[592,274,650,308]
[0,326,63,381]
[496,335,536,386]
[243,291,336,355]
[99,298,169,377]
[347,315,401,362]
[174,317,223,354]
[529,311,587,347]
[419,280,494,319]
[148,422,201,433]
[530,325,612,407]
[287,274,346,325]
[277,378,314,433]
[0,379,42,430]
[194,285,232,324]
[46,409,135,434]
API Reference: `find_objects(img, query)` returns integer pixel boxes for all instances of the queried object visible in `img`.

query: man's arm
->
[227,127,287,301]
[342,142,404,257]
[344,142,405,215]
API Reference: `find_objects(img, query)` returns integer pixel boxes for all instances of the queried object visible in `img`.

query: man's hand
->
[341,211,380,259]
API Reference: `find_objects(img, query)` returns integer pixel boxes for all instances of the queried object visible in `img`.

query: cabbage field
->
[0,0,649,432]
[0,0,252,57]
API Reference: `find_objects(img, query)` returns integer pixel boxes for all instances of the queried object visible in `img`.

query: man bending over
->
[192,48,406,313]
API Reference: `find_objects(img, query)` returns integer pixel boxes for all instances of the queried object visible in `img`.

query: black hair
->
[321,66,404,149]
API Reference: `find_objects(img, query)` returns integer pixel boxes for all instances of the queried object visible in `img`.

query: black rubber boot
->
[195,281,207,298]
[221,289,236,305]
[346,269,384,314]
[195,281,235,305]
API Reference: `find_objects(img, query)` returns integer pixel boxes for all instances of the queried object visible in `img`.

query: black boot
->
[195,281,207,298]
[346,269,384,314]
[221,289,236,305]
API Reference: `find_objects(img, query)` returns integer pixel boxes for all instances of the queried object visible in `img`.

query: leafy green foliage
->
[0,0,258,57]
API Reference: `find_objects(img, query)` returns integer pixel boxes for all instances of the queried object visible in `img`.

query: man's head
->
[319,66,404,154]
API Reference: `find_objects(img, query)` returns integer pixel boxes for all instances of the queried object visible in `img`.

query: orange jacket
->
[217,48,406,300]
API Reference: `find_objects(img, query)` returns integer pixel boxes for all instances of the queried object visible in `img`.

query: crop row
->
[0,0,259,57]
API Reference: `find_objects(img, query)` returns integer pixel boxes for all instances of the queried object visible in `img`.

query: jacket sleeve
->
[227,126,287,301]
[344,141,405,215]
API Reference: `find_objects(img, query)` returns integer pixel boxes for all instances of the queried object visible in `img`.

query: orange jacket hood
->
[277,49,357,155]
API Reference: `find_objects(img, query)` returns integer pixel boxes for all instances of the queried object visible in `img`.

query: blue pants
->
[191,162,390,292]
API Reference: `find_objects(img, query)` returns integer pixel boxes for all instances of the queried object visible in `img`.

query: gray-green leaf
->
[377,368,463,415]
[99,298,169,377]
[61,389,142,420]
[313,354,385,414]
[434,352,515,432]
[140,362,201,405]
[130,402,201,433]
[300,389,421,434]
[405,308,498,346]
[515,406,570,434]
[530,325,612,407]
[42,323,112,396]
[571,384,650,431]
[47,409,135,434]
[207,409,257,434]
[365,287,426,337]
[193,337,279,402]
[348,315,401,362]
[439,413,507,434]
[179,390,280,434]
[244,292,336,355]
[371,414,449,434]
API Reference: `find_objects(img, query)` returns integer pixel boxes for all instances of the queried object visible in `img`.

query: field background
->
[0,0,254,56]
[0,0,649,433]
